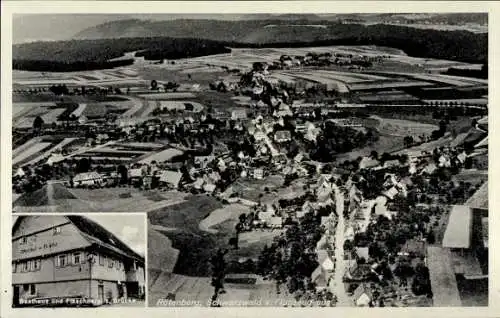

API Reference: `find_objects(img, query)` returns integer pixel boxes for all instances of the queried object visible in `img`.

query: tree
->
[239,213,247,224]
[229,237,239,250]
[403,136,414,148]
[151,79,158,90]
[426,230,436,244]
[117,165,128,185]
[33,116,44,131]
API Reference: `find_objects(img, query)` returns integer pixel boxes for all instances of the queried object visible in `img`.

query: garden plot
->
[138,92,196,100]
[179,65,222,74]
[283,72,349,93]
[86,147,148,155]
[268,73,298,84]
[13,107,64,129]
[199,203,250,234]
[301,71,363,84]
[13,102,56,118]
[350,80,434,91]
[314,69,389,81]
[157,101,204,112]
[231,96,253,105]
[370,115,437,137]
[14,78,81,86]
[138,148,184,164]
[406,74,484,87]
[115,142,165,150]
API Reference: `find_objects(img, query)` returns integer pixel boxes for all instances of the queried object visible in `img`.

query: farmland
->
[10,13,489,308]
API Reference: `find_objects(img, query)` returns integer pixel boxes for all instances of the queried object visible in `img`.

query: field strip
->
[41,108,66,123]
[13,137,42,158]
[13,142,53,166]
[138,92,196,100]
[23,137,78,166]
[314,69,389,81]
[120,96,145,117]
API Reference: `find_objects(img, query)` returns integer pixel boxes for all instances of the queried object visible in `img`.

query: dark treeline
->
[13,23,487,72]
[73,19,487,64]
[12,59,134,72]
[134,38,231,60]
[12,37,231,72]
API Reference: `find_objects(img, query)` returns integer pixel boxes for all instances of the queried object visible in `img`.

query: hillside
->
[12,19,488,72]
[72,19,487,63]
[12,37,232,72]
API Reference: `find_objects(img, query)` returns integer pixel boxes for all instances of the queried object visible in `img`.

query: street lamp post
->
[87,253,96,301]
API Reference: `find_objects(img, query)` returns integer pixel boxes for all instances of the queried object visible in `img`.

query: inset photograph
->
[12,214,146,307]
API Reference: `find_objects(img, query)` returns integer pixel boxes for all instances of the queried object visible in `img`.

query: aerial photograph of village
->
[11,12,488,307]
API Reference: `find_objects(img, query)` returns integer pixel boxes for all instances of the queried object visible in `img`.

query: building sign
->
[19,242,58,254]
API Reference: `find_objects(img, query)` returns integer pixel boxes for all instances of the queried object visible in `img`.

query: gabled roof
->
[383,186,399,200]
[346,263,372,280]
[359,157,380,169]
[356,247,369,260]
[311,265,329,286]
[159,170,182,187]
[12,215,144,263]
[129,168,143,178]
[353,284,372,303]
[401,239,426,256]
[442,205,472,249]
[74,171,102,182]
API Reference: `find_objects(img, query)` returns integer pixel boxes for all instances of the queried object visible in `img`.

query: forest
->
[12,37,232,72]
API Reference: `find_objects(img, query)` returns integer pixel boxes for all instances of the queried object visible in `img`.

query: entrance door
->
[118,283,124,298]
[98,284,104,304]
[13,286,20,307]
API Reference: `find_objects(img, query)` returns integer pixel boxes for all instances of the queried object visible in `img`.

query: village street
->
[330,184,350,306]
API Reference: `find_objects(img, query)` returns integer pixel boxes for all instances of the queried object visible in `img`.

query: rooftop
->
[442,205,472,249]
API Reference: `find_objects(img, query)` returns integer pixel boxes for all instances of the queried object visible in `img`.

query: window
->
[22,262,28,272]
[30,284,36,295]
[33,259,41,271]
[21,236,27,245]
[108,258,114,268]
[99,254,104,266]
[53,227,61,235]
[73,252,81,265]
[12,262,16,273]
[57,254,67,267]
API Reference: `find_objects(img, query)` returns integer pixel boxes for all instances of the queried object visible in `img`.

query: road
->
[330,185,351,306]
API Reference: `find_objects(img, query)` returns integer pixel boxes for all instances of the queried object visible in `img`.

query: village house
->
[352,284,373,307]
[72,172,104,188]
[358,156,380,170]
[158,170,182,189]
[343,263,374,294]
[274,130,292,143]
[12,215,145,307]
[317,249,335,272]
[311,266,331,291]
